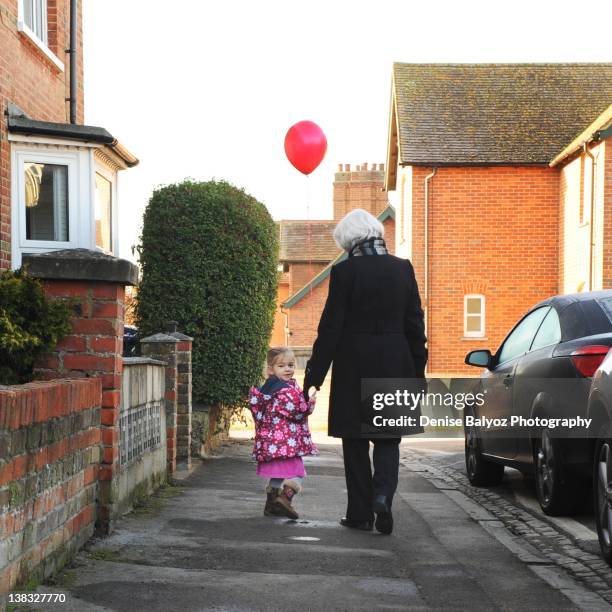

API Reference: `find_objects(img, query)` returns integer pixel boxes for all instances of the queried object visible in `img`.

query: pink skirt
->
[257,456,306,479]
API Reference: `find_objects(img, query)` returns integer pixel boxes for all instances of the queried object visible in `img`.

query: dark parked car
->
[464,290,612,516]
[123,325,139,357]
[587,350,612,564]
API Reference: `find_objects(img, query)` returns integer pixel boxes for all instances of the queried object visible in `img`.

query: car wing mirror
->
[465,349,493,370]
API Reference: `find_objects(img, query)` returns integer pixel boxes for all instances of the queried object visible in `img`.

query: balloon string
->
[306,174,313,334]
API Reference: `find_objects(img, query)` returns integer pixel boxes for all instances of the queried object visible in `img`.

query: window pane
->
[466,297,482,315]
[24,0,33,29]
[25,162,69,241]
[24,0,46,41]
[95,173,112,252]
[531,309,561,351]
[498,307,550,364]
[466,315,482,333]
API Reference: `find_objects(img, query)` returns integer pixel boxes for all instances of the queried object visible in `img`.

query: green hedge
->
[136,180,278,407]
[0,269,72,385]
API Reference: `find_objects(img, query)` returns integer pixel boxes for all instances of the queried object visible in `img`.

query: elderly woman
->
[303,209,427,535]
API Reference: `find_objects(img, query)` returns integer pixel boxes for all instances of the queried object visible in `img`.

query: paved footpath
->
[26,439,611,611]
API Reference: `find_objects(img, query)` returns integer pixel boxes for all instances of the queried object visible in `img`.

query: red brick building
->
[273,163,395,360]
[386,63,612,376]
[0,0,137,270]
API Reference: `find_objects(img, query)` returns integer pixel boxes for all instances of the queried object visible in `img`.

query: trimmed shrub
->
[136,180,278,407]
[0,269,72,384]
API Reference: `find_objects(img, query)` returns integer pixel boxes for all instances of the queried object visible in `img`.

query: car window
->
[498,307,550,365]
[593,297,612,332]
[559,302,587,340]
[598,296,612,323]
[530,308,561,350]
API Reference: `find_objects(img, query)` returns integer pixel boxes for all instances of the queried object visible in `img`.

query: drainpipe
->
[66,0,77,123]
[583,143,596,290]
[424,168,437,345]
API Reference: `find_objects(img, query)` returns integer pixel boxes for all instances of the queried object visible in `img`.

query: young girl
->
[248,347,318,519]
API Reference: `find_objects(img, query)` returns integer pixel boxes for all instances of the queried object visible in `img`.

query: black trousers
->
[341,437,401,522]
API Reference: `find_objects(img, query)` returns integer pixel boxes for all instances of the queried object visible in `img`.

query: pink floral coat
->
[248,378,318,463]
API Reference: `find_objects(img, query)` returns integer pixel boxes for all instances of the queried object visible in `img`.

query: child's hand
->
[307,389,317,414]
[307,388,317,402]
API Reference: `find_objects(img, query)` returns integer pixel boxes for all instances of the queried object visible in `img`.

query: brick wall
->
[34,278,125,532]
[0,0,84,269]
[333,163,388,221]
[287,276,331,347]
[0,378,101,593]
[407,165,559,375]
[289,262,327,296]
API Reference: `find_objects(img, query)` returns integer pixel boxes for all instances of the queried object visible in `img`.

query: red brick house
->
[0,0,137,270]
[273,163,395,361]
[385,63,612,376]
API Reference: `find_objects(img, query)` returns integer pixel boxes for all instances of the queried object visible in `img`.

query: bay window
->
[10,143,119,268]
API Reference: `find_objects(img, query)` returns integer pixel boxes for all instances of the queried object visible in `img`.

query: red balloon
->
[284,121,327,175]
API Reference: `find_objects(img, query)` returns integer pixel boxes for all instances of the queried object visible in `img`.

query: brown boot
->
[272,480,301,519]
[264,486,283,516]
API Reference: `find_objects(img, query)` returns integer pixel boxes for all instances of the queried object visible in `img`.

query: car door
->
[513,307,561,463]
[479,307,551,459]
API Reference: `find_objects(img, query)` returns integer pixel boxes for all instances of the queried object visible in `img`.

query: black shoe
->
[373,495,393,535]
[340,517,373,531]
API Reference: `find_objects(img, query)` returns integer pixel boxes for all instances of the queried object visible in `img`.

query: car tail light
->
[570,345,611,377]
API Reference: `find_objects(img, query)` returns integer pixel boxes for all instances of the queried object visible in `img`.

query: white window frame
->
[93,162,118,255]
[464,294,485,338]
[11,142,94,269]
[17,0,64,71]
[15,150,78,250]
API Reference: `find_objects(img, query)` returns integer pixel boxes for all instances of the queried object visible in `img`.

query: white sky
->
[83,0,612,262]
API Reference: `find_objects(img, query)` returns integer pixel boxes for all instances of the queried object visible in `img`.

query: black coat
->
[304,254,428,438]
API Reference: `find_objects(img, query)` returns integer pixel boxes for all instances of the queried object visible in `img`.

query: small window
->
[531,308,561,351]
[24,162,68,241]
[464,294,485,337]
[21,0,47,44]
[95,173,112,252]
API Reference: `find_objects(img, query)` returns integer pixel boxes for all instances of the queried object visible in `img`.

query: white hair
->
[333,209,385,252]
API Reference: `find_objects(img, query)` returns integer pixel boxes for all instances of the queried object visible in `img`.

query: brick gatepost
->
[140,333,179,474]
[23,249,138,534]
[166,323,193,471]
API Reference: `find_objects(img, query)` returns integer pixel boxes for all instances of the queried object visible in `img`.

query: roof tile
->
[278,220,339,262]
[393,63,612,164]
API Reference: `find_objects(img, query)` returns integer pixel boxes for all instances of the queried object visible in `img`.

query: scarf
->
[348,237,388,257]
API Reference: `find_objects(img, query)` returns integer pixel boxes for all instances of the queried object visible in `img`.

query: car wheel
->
[535,428,583,516]
[594,437,612,565]
[465,422,504,486]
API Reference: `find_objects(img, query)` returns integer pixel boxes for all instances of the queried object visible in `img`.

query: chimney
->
[362,163,368,171]
[337,164,343,172]
[344,163,350,171]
